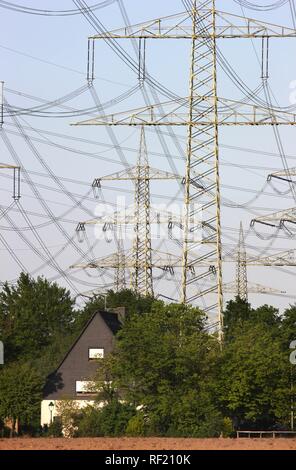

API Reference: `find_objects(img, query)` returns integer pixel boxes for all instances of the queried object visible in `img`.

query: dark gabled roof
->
[100,311,122,335]
[51,310,121,374]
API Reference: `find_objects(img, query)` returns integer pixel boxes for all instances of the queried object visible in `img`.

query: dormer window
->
[76,381,97,395]
[88,348,104,360]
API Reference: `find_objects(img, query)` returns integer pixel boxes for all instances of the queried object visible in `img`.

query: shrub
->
[44,418,63,437]
[98,400,136,436]
[76,406,103,437]
[222,417,234,437]
[125,412,146,436]
[55,399,80,438]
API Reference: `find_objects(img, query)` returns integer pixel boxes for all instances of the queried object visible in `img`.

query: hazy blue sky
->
[0,0,296,313]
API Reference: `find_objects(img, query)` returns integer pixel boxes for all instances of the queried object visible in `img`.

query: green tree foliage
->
[0,273,78,432]
[0,272,295,437]
[223,296,251,340]
[75,406,103,437]
[106,302,224,437]
[0,362,43,434]
[218,298,291,430]
[76,401,136,437]
[0,273,75,365]
[281,304,296,347]
[125,412,147,436]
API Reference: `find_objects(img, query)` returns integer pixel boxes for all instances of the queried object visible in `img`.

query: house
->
[41,309,123,426]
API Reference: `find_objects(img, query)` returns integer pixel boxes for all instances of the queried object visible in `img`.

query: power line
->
[0,0,116,16]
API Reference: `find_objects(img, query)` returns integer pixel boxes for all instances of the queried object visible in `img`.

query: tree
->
[223,297,252,340]
[223,298,280,340]
[250,304,280,329]
[104,302,223,437]
[217,319,291,430]
[0,362,43,435]
[0,272,76,365]
[281,304,296,347]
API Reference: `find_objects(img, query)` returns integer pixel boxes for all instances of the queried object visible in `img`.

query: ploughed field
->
[1,437,296,450]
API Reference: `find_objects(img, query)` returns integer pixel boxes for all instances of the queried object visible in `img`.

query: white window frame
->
[88,348,104,360]
[75,380,97,395]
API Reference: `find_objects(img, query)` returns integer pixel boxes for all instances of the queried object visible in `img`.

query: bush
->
[99,400,136,436]
[45,418,63,437]
[76,406,103,437]
[125,412,146,436]
[75,401,137,437]
[221,417,234,438]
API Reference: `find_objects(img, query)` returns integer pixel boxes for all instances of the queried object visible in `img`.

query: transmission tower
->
[77,127,181,296]
[132,126,152,296]
[72,0,296,340]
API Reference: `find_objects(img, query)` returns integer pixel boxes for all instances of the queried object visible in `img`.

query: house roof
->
[52,310,121,374]
[100,311,122,335]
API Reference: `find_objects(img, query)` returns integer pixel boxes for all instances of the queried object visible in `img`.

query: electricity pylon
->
[72,0,296,340]
[77,127,181,296]
[232,222,293,299]
[236,222,248,302]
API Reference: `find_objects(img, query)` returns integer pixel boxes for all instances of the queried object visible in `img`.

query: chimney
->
[111,306,126,324]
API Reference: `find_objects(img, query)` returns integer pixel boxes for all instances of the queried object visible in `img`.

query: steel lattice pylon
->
[236,222,248,302]
[181,0,222,328]
[79,127,181,297]
[132,126,153,296]
[72,0,296,340]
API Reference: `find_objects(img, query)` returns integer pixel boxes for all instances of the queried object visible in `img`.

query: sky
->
[0,0,296,315]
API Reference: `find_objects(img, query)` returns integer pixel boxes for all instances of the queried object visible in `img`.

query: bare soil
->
[0,437,296,450]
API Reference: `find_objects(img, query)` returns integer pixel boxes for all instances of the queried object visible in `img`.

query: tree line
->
[0,272,295,437]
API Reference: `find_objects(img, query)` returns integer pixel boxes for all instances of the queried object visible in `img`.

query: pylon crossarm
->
[223,281,285,294]
[251,208,296,227]
[246,250,296,266]
[71,249,184,270]
[95,167,181,182]
[89,9,296,39]
[268,168,296,182]
[0,163,20,169]
[71,96,296,127]
[78,206,184,227]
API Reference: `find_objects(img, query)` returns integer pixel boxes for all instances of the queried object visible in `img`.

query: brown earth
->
[0,437,296,450]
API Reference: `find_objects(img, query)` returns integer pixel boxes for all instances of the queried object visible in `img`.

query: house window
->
[75,381,97,395]
[89,348,104,360]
